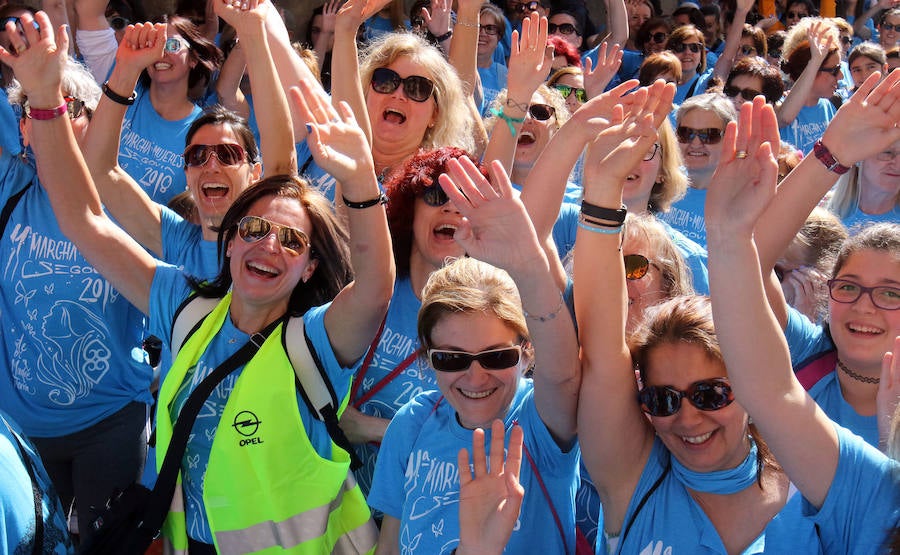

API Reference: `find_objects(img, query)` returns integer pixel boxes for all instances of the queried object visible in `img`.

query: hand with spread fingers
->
[583,42,622,99]
[214,0,269,36]
[0,11,67,106]
[505,11,551,110]
[423,0,452,38]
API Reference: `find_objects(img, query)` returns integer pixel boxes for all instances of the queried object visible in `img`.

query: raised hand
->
[705,97,779,238]
[214,0,268,36]
[505,11,551,106]
[807,20,835,67]
[115,22,166,77]
[583,42,622,99]
[321,0,341,35]
[878,335,900,454]
[423,0,451,37]
[457,420,524,555]
[0,11,66,104]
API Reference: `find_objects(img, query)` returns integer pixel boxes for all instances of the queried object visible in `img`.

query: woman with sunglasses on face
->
[721,56,784,111]
[368,155,580,555]
[4,14,394,552]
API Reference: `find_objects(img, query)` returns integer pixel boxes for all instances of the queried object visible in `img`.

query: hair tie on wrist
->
[102,82,137,106]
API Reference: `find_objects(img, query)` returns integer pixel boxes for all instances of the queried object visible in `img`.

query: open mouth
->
[433,223,457,239]
[201,183,229,199]
[154,62,172,71]
[681,430,713,445]
[246,261,279,278]
[383,108,407,124]
[846,322,884,336]
[625,173,640,181]
[517,131,536,145]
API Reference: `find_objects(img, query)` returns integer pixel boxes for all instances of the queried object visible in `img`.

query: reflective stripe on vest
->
[215,475,377,555]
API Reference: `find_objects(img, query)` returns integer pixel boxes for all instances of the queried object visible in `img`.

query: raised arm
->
[775,21,834,127]
[292,82,395,366]
[73,0,117,83]
[438,156,580,446]
[604,0,629,47]
[582,41,623,100]
[878,337,900,452]
[448,0,480,95]
[215,39,250,119]
[712,0,753,81]
[574,81,671,534]
[705,98,838,507]
[1,12,155,313]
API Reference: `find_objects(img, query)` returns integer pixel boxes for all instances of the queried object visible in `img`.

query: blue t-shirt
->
[657,186,708,247]
[778,99,836,155]
[834,202,900,230]
[118,84,202,206]
[477,63,508,116]
[149,264,355,544]
[582,47,642,91]
[575,459,603,550]
[674,69,715,105]
[0,87,22,158]
[368,383,580,555]
[0,154,152,437]
[160,206,219,279]
[608,425,898,554]
[658,218,709,294]
[353,276,437,497]
[511,182,578,260]
[0,410,73,554]
[298,144,338,204]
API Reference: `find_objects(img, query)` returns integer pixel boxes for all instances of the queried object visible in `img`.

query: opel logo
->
[232,410,261,437]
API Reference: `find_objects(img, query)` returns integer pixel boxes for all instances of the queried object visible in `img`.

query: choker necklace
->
[836,358,879,385]
[671,437,759,495]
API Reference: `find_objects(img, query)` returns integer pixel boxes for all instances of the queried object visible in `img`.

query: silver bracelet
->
[523,291,565,322]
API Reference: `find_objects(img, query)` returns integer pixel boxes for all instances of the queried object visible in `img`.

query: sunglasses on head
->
[818,64,842,76]
[554,84,587,103]
[237,215,310,254]
[428,345,523,372]
[638,377,735,417]
[25,96,87,120]
[671,42,703,54]
[421,184,450,207]
[527,103,555,120]
[624,254,652,280]
[724,85,762,101]
[479,23,500,36]
[676,126,724,145]
[164,36,189,53]
[371,67,435,103]
[183,143,247,168]
[548,22,579,35]
[650,32,668,44]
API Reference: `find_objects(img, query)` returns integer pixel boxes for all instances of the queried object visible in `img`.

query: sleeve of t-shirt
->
[784,305,832,367]
[160,206,193,261]
[148,263,193,347]
[75,27,118,84]
[517,386,580,472]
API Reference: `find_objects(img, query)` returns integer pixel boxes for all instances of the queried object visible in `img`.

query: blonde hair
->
[624,213,694,298]
[360,32,475,153]
[828,157,900,220]
[649,119,689,213]
[485,84,571,134]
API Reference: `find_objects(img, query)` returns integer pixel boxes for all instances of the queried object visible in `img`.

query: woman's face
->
[366,55,438,157]
[21,93,91,151]
[622,142,662,211]
[227,196,318,312]
[849,55,886,88]
[678,108,726,173]
[879,13,900,49]
[725,74,765,111]
[554,72,585,114]
[645,26,669,55]
[148,24,195,85]
[859,140,900,201]
[643,342,751,473]
[513,91,558,173]
[549,13,582,50]
[623,233,667,334]
[811,52,841,99]
[309,14,334,51]
[410,193,465,271]
[477,12,501,58]
[784,2,810,29]
[185,123,261,229]
[828,249,900,372]
[674,35,703,76]
[430,310,525,429]
[628,2,652,39]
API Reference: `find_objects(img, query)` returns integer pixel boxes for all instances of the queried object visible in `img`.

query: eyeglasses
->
[818,64,842,76]
[880,22,900,33]
[554,84,587,103]
[642,142,660,161]
[624,254,652,280]
[840,35,852,46]
[164,36,189,53]
[107,15,130,30]
[511,1,540,14]
[739,44,757,56]
[548,22,579,36]
[786,11,808,19]
[827,279,900,310]
[650,32,668,44]
[638,377,735,417]
[724,85,762,101]
[371,67,435,103]
[527,103,555,121]
[428,345,523,372]
[676,126,724,145]
[24,96,87,120]
[479,23,500,36]
[237,215,311,254]
[183,143,247,167]
[671,42,703,54]
[875,149,900,161]
[421,184,450,207]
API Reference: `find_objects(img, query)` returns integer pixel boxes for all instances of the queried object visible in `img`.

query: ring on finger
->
[15,43,27,54]
[735,150,749,159]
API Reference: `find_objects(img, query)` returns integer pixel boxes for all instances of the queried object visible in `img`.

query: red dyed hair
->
[547,36,582,69]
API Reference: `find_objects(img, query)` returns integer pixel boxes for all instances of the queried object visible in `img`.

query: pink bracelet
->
[26,102,68,121]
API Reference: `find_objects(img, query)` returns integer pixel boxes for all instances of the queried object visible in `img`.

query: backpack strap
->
[0,179,32,238]
[170,295,221,359]
[794,350,837,390]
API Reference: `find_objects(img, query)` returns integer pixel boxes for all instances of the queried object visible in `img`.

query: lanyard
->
[350,319,419,409]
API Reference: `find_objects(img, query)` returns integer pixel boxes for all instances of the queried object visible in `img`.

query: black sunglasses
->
[724,85,762,101]
[428,345,523,372]
[548,22,579,35]
[371,67,436,103]
[184,143,247,167]
[638,377,735,417]
[107,15,130,30]
[882,23,900,32]
[237,215,310,254]
[671,42,703,54]
[818,64,842,77]
[676,126,724,145]
[650,32,668,44]
[554,84,587,103]
[527,103,555,121]
[624,254,652,280]
[512,1,540,14]
[421,184,450,207]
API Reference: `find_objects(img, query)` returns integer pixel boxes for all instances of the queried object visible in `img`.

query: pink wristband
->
[26,102,68,121]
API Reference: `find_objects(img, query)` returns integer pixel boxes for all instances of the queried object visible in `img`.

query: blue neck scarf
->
[671,437,759,494]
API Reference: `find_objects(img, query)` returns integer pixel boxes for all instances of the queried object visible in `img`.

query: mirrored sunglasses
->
[554,84,587,103]
[421,184,450,207]
[638,378,735,417]
[671,42,703,54]
[164,36,189,53]
[624,254,651,280]
[548,22,579,35]
[724,85,762,101]
[428,345,523,372]
[527,103,555,121]
[676,126,724,145]
[237,215,310,254]
[371,67,436,103]
[183,143,247,168]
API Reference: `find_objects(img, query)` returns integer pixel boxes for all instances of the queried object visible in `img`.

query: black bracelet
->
[342,192,388,209]
[431,29,453,42]
[580,213,623,228]
[102,82,137,106]
[581,201,627,224]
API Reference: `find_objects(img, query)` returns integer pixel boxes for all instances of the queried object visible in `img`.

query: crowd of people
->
[0,0,897,553]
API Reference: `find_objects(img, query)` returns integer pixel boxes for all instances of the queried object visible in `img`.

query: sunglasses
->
[818,64,842,76]
[827,279,900,310]
[786,11,807,19]
[237,215,311,254]
[371,67,435,103]
[511,1,540,14]
[554,84,587,103]
[428,345,523,372]
[108,15,130,31]
[183,143,247,168]
[840,35,852,45]
[643,142,660,161]
[724,85,762,101]
[882,23,900,33]
[24,96,87,120]
[421,184,450,207]
[624,254,652,280]
[638,377,735,417]
[164,36,189,53]
[671,42,703,54]
[676,126,724,145]
[411,16,425,27]
[479,23,500,36]
[650,32,668,44]
[548,22,579,35]
[527,103,555,121]
[739,44,757,56]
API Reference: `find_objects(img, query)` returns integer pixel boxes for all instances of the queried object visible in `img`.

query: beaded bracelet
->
[523,290,565,322]
[490,107,525,137]
[456,20,480,28]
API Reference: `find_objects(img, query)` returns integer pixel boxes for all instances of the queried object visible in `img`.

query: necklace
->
[836,358,880,385]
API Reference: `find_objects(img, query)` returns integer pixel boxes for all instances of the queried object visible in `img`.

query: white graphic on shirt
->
[640,540,673,555]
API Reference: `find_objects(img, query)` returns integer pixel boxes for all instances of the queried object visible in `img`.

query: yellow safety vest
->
[156,294,377,554]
